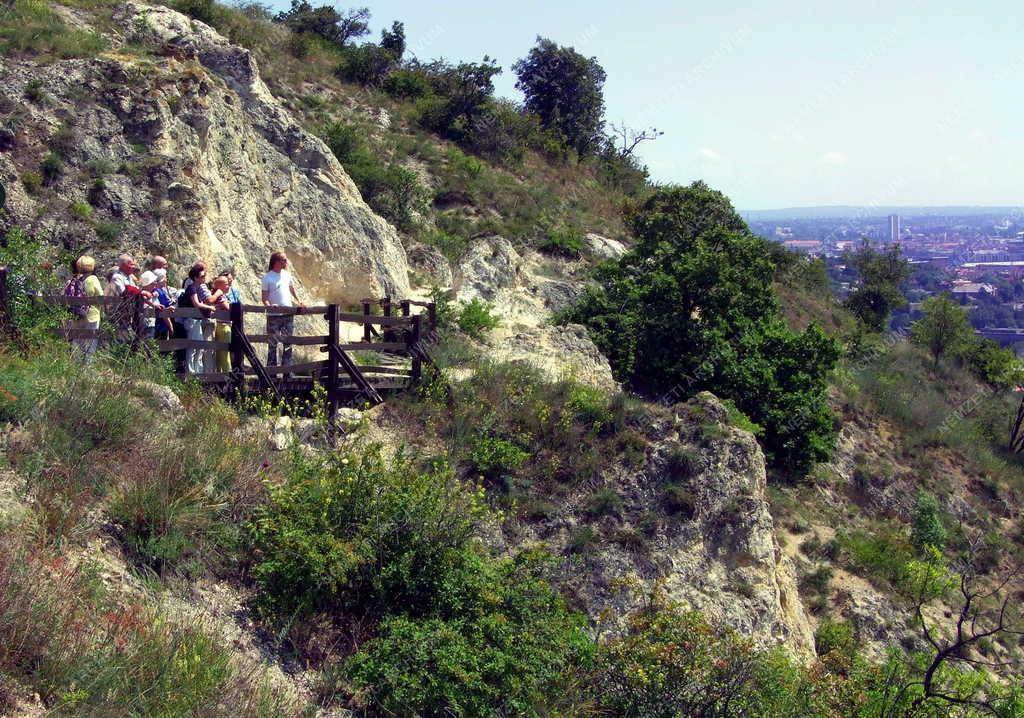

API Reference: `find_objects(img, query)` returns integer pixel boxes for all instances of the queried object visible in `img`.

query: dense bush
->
[341,551,589,716]
[323,121,426,229]
[539,227,584,257]
[250,447,489,617]
[0,227,67,345]
[335,42,396,86]
[455,297,500,340]
[561,182,840,473]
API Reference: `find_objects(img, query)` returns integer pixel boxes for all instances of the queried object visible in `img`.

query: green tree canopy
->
[844,240,911,331]
[910,293,973,365]
[273,1,370,48]
[513,37,606,156]
[562,182,840,473]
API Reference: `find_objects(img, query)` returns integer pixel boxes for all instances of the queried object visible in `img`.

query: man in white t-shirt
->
[261,251,304,367]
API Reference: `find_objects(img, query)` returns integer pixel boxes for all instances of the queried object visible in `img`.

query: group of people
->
[66,250,303,373]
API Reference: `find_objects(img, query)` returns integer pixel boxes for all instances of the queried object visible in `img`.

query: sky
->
[268,0,1024,210]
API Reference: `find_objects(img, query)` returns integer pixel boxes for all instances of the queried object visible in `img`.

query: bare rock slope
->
[0,2,409,304]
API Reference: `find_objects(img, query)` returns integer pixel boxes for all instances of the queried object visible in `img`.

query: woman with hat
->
[71,256,103,361]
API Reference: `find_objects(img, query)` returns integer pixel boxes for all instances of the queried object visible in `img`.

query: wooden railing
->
[0,267,436,423]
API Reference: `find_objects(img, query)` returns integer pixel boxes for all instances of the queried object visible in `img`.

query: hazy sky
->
[268,0,1024,209]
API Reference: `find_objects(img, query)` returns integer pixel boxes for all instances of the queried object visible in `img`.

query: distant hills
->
[740,206,1024,222]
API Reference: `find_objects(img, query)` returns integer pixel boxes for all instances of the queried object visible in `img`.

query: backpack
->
[65,276,88,319]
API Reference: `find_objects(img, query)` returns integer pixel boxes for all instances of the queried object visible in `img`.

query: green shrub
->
[322,121,426,229]
[94,220,122,243]
[721,398,764,436]
[911,490,947,554]
[594,588,815,717]
[586,486,623,517]
[567,524,600,554]
[341,551,590,716]
[837,529,914,591]
[565,384,614,434]
[456,298,499,340]
[539,228,584,258]
[19,171,41,194]
[815,619,856,658]
[335,43,394,86]
[70,201,92,220]
[420,227,468,263]
[383,68,433,99]
[662,483,696,518]
[250,446,489,618]
[0,227,66,345]
[40,152,62,185]
[23,78,46,103]
[468,434,528,486]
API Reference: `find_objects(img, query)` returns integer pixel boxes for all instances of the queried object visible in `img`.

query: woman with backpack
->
[179,262,219,374]
[67,256,103,361]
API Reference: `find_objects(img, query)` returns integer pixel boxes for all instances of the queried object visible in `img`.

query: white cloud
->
[697,147,721,161]
[819,151,848,166]
[968,128,986,142]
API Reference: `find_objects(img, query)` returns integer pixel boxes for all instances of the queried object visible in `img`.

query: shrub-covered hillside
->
[1,0,1024,715]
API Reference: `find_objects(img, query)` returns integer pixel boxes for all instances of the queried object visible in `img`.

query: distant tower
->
[888,214,901,243]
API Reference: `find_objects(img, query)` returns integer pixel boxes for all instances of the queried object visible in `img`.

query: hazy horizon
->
[266,0,1023,209]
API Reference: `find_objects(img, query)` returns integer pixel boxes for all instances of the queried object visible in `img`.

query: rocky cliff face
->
[512,392,816,659]
[0,2,409,303]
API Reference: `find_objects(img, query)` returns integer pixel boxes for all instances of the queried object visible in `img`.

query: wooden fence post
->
[399,299,410,318]
[230,302,245,395]
[410,314,422,384]
[0,266,21,349]
[427,302,437,333]
[361,300,372,342]
[129,292,145,354]
[326,303,340,429]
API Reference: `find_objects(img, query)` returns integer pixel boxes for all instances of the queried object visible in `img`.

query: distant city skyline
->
[266,0,1023,209]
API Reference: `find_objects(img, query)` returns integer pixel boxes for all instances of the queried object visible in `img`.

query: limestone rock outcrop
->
[0,2,409,304]
[519,392,816,659]
[453,235,523,302]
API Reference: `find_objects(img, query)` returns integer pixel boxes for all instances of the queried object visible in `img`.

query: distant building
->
[782,239,822,254]
[888,214,901,243]
[951,282,997,299]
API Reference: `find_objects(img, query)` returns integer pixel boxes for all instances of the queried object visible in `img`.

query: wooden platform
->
[0,268,436,425]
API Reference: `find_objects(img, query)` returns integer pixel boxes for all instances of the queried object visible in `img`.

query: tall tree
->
[274,1,369,48]
[379,20,405,61]
[513,37,606,156]
[910,293,973,365]
[844,240,911,331]
[562,182,840,473]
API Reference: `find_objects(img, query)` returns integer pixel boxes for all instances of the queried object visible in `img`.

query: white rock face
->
[520,392,816,660]
[0,2,409,305]
[453,236,523,302]
[585,232,627,261]
[493,324,618,392]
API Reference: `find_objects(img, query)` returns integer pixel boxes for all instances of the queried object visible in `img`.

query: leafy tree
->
[379,20,405,61]
[273,1,369,47]
[336,42,394,86]
[513,37,607,155]
[910,293,973,365]
[414,57,501,142]
[844,240,911,331]
[562,182,840,472]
